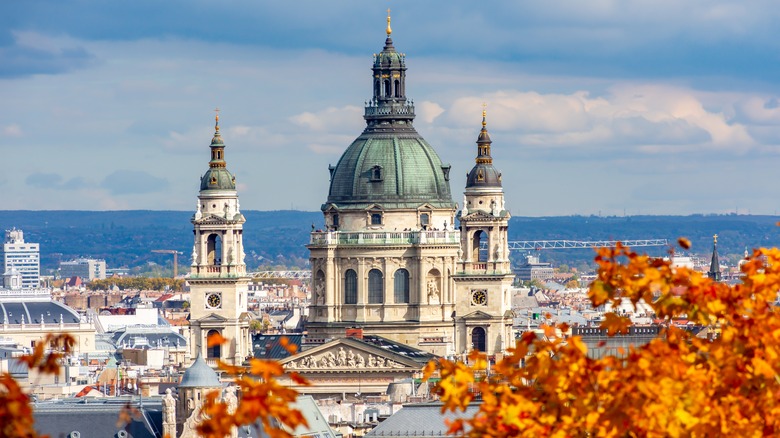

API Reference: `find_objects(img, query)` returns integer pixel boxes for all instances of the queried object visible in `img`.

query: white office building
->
[1,228,40,289]
[59,258,107,281]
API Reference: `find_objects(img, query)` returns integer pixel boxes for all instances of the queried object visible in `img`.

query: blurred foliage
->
[426,241,780,437]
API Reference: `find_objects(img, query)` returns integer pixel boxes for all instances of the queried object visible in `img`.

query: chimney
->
[345,327,363,339]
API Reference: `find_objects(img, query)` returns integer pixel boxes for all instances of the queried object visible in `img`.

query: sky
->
[2,0,780,216]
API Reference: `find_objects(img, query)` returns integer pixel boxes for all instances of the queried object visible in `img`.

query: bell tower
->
[453,109,514,356]
[188,111,251,366]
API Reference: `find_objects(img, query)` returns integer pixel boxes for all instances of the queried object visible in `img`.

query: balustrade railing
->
[310,230,460,246]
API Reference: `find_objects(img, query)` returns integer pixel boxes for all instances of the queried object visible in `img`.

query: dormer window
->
[210,176,217,185]
[370,165,383,182]
[371,213,382,225]
[442,165,451,181]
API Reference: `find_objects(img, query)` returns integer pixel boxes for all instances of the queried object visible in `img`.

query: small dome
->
[375,39,404,67]
[465,112,502,189]
[200,168,236,191]
[466,164,502,189]
[179,354,220,388]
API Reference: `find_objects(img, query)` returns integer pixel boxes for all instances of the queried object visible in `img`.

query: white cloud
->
[442,85,755,155]
[290,106,363,132]
[3,124,22,137]
[416,101,445,124]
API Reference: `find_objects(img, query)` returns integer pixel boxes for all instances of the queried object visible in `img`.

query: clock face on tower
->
[471,289,487,306]
[206,292,222,309]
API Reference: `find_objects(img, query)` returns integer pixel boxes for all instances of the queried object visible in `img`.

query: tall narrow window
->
[384,80,390,97]
[344,270,357,304]
[394,269,410,303]
[332,214,339,228]
[207,234,222,265]
[207,330,221,358]
[368,269,384,304]
[472,231,487,262]
[394,80,400,97]
[420,213,430,228]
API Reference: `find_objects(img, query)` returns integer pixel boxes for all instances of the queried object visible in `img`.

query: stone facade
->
[188,115,251,365]
[307,17,513,357]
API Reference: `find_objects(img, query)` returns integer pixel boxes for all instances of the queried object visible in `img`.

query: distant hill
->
[1,211,778,273]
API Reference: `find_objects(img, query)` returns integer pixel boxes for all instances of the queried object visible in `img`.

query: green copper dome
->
[324,18,454,211]
[327,133,454,209]
[200,115,237,192]
[200,167,236,191]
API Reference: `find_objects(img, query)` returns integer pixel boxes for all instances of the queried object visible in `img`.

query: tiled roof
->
[366,402,479,437]
[253,334,304,360]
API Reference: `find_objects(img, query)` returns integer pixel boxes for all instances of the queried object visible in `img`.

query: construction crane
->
[151,250,183,278]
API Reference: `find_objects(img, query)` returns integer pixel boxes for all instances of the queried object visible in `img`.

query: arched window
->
[394,79,400,97]
[368,269,384,304]
[370,165,383,181]
[472,230,487,262]
[207,234,222,265]
[207,330,221,359]
[344,270,357,304]
[384,80,390,97]
[371,213,382,225]
[472,327,486,352]
[394,269,410,303]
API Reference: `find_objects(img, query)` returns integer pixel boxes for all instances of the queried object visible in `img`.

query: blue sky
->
[2,0,780,215]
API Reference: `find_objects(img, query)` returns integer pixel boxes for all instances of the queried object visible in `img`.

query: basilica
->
[305,14,514,357]
[186,12,514,366]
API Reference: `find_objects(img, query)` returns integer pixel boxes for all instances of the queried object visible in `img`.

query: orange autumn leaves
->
[0,333,75,438]
[196,333,309,438]
[425,242,780,437]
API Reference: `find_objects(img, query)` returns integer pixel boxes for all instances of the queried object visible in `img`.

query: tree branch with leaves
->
[426,239,780,437]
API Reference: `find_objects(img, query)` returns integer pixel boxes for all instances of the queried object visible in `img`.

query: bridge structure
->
[252,270,311,280]
[506,239,669,251]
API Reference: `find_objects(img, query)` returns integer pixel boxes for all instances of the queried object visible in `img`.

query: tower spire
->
[476,105,493,165]
[708,233,721,281]
[386,8,392,36]
[214,107,220,132]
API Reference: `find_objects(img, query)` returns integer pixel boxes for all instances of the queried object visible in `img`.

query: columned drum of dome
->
[308,12,460,357]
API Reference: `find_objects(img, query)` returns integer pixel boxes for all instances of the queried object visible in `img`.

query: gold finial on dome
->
[482,102,487,128]
[386,8,392,36]
[214,107,220,132]
[714,234,718,245]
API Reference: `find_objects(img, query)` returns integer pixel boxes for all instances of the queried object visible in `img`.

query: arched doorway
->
[472,327,486,352]
[207,330,221,359]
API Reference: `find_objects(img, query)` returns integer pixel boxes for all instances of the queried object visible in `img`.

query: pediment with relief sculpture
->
[279,338,426,372]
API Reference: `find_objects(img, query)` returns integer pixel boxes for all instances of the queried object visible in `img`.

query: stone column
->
[162,388,177,438]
